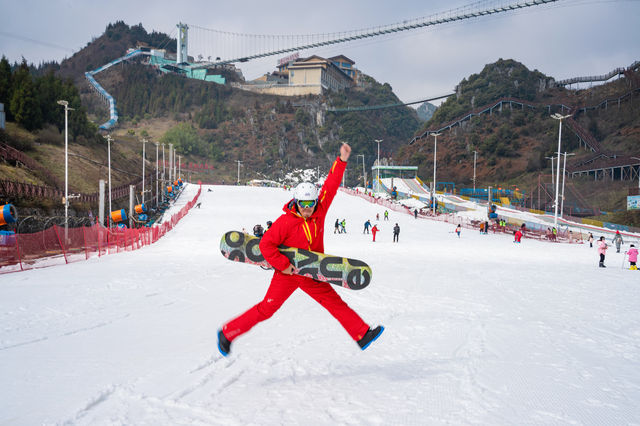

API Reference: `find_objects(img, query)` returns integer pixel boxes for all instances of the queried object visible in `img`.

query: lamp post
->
[106,135,112,225]
[560,152,575,217]
[473,150,477,193]
[57,100,74,240]
[551,113,571,227]
[168,143,173,183]
[545,156,556,188]
[373,139,382,192]
[141,138,146,204]
[432,133,441,215]
[356,154,366,188]
[154,142,159,206]
[162,143,165,193]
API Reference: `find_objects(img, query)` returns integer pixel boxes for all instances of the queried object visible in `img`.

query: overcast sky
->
[1,0,639,105]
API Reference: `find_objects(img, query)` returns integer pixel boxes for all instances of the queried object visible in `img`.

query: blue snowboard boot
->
[217,329,231,357]
[357,326,384,350]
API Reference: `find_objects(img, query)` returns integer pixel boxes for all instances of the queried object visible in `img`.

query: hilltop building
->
[238,53,361,96]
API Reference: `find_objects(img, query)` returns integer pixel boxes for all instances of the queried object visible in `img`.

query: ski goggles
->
[296,199,317,209]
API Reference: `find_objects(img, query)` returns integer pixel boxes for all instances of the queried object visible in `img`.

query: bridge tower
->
[176,23,189,64]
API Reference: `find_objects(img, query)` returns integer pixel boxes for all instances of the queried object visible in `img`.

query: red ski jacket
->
[259,157,346,271]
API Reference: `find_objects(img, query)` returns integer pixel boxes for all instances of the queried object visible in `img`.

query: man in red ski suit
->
[218,143,383,356]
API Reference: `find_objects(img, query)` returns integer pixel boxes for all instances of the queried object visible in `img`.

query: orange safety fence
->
[0,185,201,274]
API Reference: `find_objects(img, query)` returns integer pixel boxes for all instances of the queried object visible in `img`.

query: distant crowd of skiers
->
[247,207,636,270]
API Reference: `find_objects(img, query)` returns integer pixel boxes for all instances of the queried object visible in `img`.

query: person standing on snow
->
[455,224,461,238]
[384,210,389,221]
[612,231,623,253]
[627,244,638,270]
[393,223,400,242]
[340,219,347,234]
[363,219,371,234]
[588,232,594,248]
[414,209,418,219]
[334,218,341,234]
[598,236,608,268]
[371,224,379,242]
[217,143,383,356]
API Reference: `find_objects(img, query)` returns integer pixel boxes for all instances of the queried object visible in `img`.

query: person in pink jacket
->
[627,244,638,270]
[598,236,608,268]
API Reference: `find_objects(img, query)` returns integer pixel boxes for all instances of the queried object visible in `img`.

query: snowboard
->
[219,231,372,290]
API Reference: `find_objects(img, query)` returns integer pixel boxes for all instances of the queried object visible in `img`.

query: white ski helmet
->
[294,182,318,201]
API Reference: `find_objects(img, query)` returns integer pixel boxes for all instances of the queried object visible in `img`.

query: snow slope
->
[1,185,640,425]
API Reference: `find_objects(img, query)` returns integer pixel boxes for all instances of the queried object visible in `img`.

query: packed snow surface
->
[2,184,640,425]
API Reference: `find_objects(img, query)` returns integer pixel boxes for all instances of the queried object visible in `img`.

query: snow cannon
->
[0,204,18,226]
[110,209,127,223]
[135,203,147,214]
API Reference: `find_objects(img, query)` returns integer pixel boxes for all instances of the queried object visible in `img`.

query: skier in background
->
[253,223,264,237]
[598,236,608,268]
[384,210,389,221]
[588,232,594,248]
[514,228,522,243]
[393,223,400,242]
[455,224,461,238]
[414,209,418,219]
[627,244,638,270]
[371,224,379,242]
[217,143,383,357]
[363,219,371,234]
[334,218,341,234]
[340,219,347,233]
[612,230,624,253]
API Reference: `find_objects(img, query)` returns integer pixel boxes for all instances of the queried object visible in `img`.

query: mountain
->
[0,22,421,215]
[396,59,640,215]
[415,102,437,122]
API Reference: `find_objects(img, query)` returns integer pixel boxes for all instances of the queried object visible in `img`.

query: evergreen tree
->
[0,56,13,121]
[10,61,42,130]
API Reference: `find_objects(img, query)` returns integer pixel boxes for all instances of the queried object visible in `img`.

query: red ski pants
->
[223,271,370,342]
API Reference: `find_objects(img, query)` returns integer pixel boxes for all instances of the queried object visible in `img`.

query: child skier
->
[598,236,608,268]
[627,244,638,270]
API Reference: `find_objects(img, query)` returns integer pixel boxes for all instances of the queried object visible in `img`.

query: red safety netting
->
[0,186,201,274]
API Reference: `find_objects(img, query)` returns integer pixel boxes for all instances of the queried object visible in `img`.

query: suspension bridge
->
[185,0,560,67]
[87,0,561,129]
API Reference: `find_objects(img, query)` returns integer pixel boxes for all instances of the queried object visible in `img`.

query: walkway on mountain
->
[412,77,640,181]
